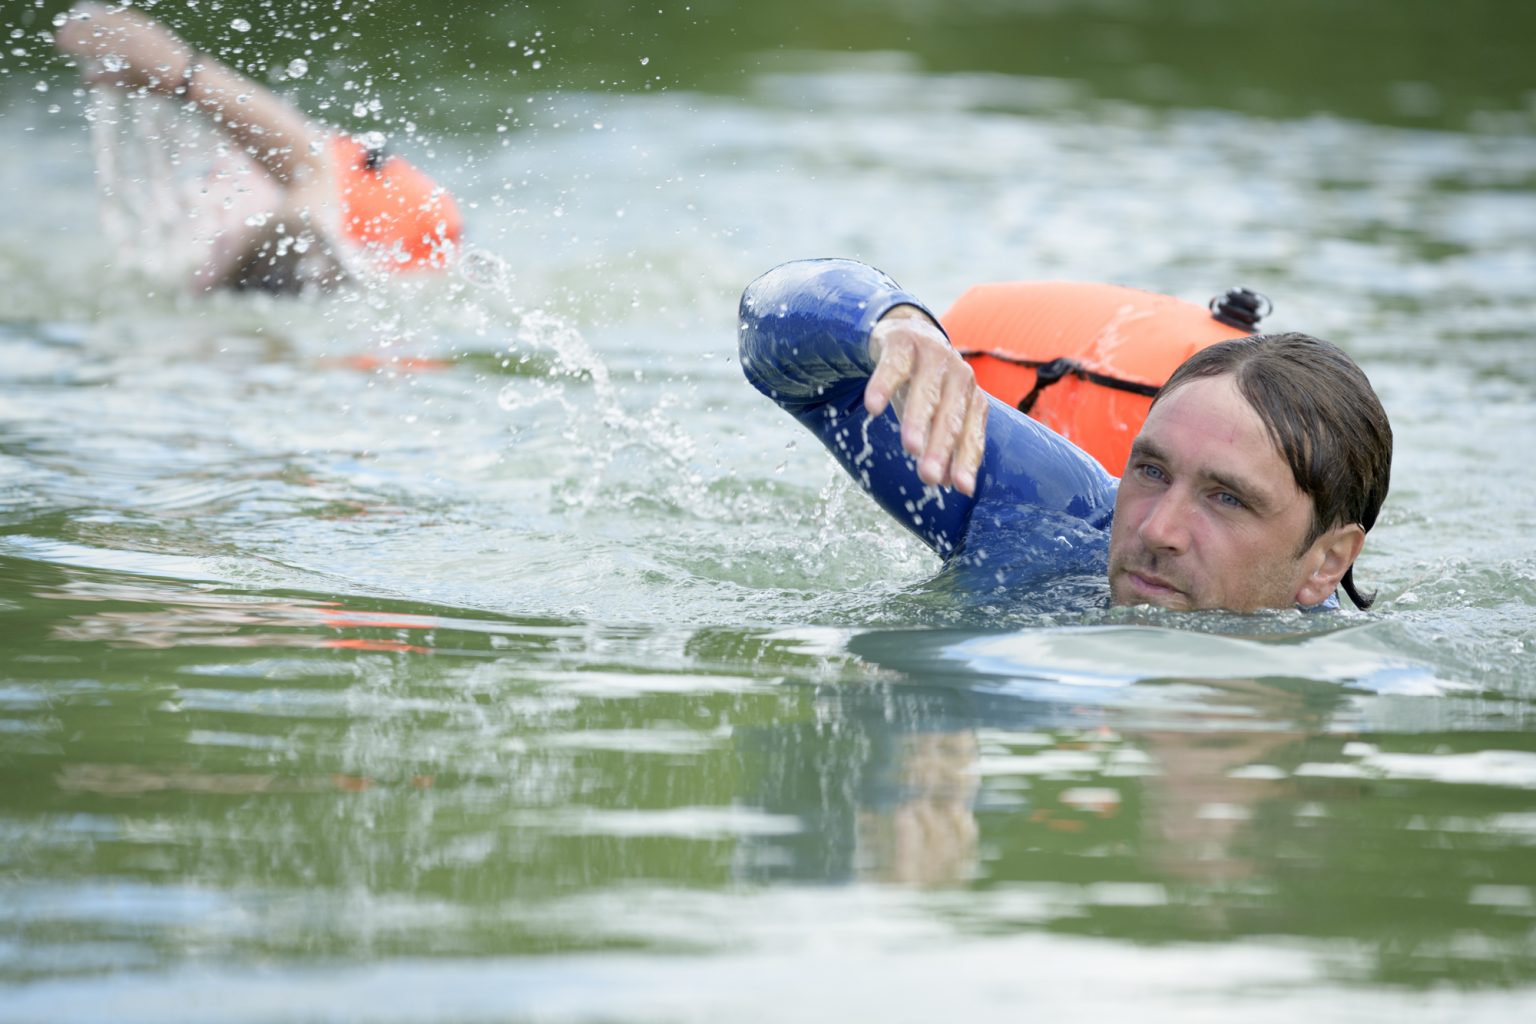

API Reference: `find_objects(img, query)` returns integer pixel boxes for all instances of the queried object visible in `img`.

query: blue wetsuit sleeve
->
[738,258,1119,563]
[739,258,973,555]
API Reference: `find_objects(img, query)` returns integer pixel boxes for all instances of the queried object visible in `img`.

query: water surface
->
[2,2,1535,1020]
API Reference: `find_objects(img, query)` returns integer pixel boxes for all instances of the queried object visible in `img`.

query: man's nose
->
[1137,490,1192,554]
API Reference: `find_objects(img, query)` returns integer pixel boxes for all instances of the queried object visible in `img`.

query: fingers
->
[898,337,946,463]
[57,5,134,58]
[866,307,948,419]
[950,384,989,495]
[53,10,102,60]
[905,347,956,482]
[864,308,988,496]
[55,5,190,94]
[864,327,913,418]
[915,355,983,494]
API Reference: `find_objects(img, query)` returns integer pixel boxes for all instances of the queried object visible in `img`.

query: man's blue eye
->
[1217,492,1246,509]
[1139,464,1166,482]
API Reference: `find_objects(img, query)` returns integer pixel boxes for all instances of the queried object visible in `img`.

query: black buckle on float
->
[1209,287,1273,331]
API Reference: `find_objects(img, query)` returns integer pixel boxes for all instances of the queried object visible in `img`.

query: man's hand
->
[55,4,193,97]
[865,306,988,496]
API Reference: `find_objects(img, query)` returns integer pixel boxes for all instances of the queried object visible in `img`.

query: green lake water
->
[1,1,1534,1020]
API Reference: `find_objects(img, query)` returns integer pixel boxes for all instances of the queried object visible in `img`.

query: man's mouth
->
[1123,569,1185,601]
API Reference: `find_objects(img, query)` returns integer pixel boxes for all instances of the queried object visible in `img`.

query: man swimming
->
[738,258,1393,613]
[54,3,461,292]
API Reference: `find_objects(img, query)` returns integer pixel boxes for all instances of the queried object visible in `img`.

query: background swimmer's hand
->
[865,306,989,496]
[55,3,193,97]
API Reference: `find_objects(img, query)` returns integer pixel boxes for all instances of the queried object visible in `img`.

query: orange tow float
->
[331,134,464,271]
[942,282,1269,475]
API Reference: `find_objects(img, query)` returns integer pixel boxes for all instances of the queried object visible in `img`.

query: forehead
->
[1140,376,1296,496]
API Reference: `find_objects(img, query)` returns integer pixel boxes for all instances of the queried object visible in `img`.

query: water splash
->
[86,86,210,289]
[455,244,701,513]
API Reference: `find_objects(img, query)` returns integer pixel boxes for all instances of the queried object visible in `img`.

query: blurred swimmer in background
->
[55,2,462,293]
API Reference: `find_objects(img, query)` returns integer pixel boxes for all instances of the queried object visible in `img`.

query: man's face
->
[1107,374,1326,612]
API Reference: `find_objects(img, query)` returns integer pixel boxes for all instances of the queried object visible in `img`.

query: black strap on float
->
[1007,356,1160,414]
[960,285,1273,415]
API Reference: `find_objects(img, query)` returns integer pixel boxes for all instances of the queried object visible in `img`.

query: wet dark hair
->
[1155,332,1393,609]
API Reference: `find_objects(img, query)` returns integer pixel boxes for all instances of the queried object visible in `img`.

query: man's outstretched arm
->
[739,258,983,556]
[739,258,1119,562]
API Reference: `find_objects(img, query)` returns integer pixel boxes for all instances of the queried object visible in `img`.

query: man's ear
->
[1294,523,1366,608]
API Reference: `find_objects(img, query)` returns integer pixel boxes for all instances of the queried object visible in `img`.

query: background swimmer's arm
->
[739,258,981,557]
[182,57,328,189]
[55,4,329,189]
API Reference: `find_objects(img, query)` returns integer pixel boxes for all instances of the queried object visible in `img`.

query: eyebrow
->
[1128,438,1275,514]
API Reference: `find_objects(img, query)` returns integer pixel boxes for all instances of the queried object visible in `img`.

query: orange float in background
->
[331,135,463,271]
[942,282,1267,475]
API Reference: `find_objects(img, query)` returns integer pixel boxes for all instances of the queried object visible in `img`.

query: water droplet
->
[231,18,252,33]
[286,58,309,79]
[459,248,514,290]
[530,60,542,70]
[640,57,650,65]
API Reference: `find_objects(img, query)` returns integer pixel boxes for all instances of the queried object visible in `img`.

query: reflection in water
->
[734,666,1320,899]
[733,644,1536,987]
[856,731,980,886]
[2,554,1536,1001]
[24,559,570,657]
[1141,728,1299,887]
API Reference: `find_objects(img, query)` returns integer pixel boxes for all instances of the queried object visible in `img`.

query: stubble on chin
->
[1108,564,1196,611]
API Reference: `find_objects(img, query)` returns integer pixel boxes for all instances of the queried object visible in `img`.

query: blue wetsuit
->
[739,258,1119,599]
